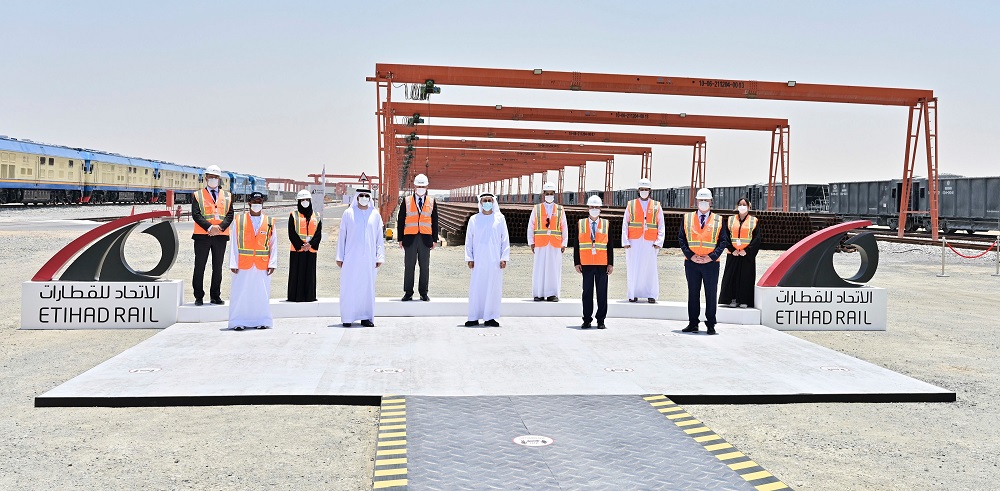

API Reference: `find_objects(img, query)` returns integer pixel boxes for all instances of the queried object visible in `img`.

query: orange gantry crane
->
[369,64,938,238]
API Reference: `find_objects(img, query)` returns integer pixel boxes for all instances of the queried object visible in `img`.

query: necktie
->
[591,220,597,242]
[700,214,706,227]
[418,197,423,211]
[211,189,217,202]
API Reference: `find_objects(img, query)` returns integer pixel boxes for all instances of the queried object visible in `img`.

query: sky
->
[2,1,998,192]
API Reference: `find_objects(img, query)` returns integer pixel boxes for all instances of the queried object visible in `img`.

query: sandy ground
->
[2,204,999,489]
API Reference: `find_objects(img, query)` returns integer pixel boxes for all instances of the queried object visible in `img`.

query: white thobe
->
[466,211,510,321]
[621,199,665,300]
[228,214,278,328]
[527,203,568,298]
[337,205,385,324]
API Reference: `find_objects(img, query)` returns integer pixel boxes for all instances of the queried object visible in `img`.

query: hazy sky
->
[2,1,997,191]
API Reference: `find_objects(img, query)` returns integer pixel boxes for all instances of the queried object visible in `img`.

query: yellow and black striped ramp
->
[644,394,791,491]
[371,396,408,490]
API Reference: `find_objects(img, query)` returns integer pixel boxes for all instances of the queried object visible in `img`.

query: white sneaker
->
[738,304,748,309]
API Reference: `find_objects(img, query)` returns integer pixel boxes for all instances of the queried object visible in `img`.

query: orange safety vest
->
[192,187,231,235]
[290,210,320,252]
[728,214,758,251]
[235,212,275,270]
[532,203,564,248]
[626,199,661,241]
[684,211,722,261]
[403,195,434,235]
[578,218,609,266]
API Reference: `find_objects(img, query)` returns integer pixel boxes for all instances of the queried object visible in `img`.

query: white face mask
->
[250,203,263,213]
[639,190,650,200]
[481,201,494,211]
[207,178,220,188]
[698,200,711,212]
[737,205,748,214]
[299,200,311,209]
[543,195,555,203]
[357,196,371,207]
[589,208,600,218]
[415,188,427,196]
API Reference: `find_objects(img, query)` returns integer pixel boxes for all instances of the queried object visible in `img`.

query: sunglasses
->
[545,217,550,227]
[357,194,370,198]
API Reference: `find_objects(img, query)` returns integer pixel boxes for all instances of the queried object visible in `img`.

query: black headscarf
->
[297,199,313,220]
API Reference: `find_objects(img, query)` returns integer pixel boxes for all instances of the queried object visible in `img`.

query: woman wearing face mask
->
[287,189,322,302]
[719,198,760,309]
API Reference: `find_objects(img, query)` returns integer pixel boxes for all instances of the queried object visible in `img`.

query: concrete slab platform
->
[177,297,762,325]
[35,317,954,407]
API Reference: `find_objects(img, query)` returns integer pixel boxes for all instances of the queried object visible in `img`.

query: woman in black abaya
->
[719,197,761,308]
[287,191,322,302]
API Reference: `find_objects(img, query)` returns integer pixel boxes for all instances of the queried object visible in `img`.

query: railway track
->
[70,202,300,222]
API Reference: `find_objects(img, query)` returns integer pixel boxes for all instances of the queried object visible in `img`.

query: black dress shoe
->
[194,298,203,306]
[342,322,352,327]
[464,320,480,327]
[420,294,430,301]
[533,297,544,302]
[581,322,592,329]
[647,298,656,304]
[706,327,718,335]
[546,296,559,302]
[628,298,638,303]
[597,323,607,330]
[233,326,245,331]
[401,293,413,301]
[361,320,375,327]
[484,319,500,327]
[681,325,699,333]
[210,298,225,305]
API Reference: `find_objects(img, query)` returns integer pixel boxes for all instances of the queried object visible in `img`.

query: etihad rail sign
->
[755,220,887,331]
[21,211,183,329]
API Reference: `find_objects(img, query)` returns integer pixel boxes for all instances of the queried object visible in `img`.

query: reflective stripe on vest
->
[193,188,230,235]
[626,199,660,241]
[403,195,433,235]
[684,212,722,260]
[532,203,564,248]
[578,218,609,266]
[235,213,274,270]
[291,210,320,252]
[728,214,757,251]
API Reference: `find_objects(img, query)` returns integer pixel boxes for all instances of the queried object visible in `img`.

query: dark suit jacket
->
[396,195,439,247]
[191,189,235,240]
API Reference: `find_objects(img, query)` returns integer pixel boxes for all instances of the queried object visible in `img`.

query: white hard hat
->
[696,188,713,200]
[296,189,311,200]
[414,174,429,186]
[542,182,557,192]
[205,165,222,176]
[587,195,603,207]
[637,178,652,189]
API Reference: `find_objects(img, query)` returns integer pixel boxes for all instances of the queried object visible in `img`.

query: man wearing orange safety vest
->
[396,174,438,301]
[622,178,665,303]
[679,188,730,335]
[574,195,615,329]
[191,164,235,306]
[227,192,277,331]
[528,182,568,302]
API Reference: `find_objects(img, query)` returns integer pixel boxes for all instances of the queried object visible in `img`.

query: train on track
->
[461,175,999,235]
[0,136,266,205]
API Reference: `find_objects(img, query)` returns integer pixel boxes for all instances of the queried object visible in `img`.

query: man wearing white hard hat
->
[527,182,568,302]
[287,189,322,302]
[621,178,665,303]
[396,174,438,301]
[337,187,385,327]
[228,192,276,330]
[191,165,234,306]
[574,195,615,329]
[678,188,730,335]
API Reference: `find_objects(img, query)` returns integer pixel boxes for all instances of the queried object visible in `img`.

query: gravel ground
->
[2,205,999,489]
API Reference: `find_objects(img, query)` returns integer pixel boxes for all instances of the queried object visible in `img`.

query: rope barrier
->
[946,241,996,259]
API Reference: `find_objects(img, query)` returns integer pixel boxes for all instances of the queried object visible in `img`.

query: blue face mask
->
[482,201,494,211]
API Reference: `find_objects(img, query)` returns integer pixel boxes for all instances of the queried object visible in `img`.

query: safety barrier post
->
[936,237,949,277]
[993,237,1000,277]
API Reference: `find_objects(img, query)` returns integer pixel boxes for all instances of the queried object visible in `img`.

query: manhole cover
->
[657,332,681,337]
[478,333,501,337]
[512,435,554,447]
[821,366,850,372]
[129,368,161,373]
[293,331,315,335]
[604,367,634,373]
[374,368,405,373]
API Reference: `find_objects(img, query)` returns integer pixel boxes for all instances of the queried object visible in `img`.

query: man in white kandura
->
[527,182,568,302]
[228,192,277,331]
[337,187,385,327]
[465,192,510,327]
[622,178,665,303]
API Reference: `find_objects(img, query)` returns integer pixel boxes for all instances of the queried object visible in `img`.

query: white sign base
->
[21,280,183,329]
[755,286,887,331]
